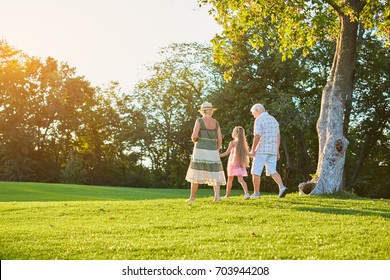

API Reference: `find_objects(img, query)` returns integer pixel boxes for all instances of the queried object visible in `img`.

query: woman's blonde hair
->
[200,109,213,116]
[235,126,249,167]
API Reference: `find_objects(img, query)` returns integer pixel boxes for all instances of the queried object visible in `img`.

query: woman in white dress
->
[185,102,226,202]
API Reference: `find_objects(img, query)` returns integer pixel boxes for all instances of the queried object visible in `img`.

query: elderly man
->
[249,103,288,198]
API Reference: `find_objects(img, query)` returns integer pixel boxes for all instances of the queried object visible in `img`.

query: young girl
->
[220,126,250,199]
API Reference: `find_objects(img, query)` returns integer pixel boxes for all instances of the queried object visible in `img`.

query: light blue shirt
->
[254,112,279,155]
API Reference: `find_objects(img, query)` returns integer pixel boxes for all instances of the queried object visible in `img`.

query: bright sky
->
[0,0,222,89]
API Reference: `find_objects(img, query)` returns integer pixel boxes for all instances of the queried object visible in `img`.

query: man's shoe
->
[244,193,251,200]
[250,193,261,199]
[278,187,288,198]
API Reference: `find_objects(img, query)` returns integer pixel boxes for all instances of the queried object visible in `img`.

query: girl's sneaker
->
[244,193,250,200]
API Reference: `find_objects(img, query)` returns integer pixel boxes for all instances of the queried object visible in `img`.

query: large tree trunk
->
[301,3,364,195]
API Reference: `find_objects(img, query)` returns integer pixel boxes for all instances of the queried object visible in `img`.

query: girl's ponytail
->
[235,126,249,168]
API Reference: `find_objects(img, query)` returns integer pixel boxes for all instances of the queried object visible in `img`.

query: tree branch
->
[324,0,343,15]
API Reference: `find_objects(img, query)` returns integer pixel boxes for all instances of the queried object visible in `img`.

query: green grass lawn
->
[0,182,389,260]
[0,181,198,201]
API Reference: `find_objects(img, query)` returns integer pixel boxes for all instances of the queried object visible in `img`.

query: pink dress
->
[227,145,248,177]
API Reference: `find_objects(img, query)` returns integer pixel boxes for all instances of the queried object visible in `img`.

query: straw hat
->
[198,102,216,112]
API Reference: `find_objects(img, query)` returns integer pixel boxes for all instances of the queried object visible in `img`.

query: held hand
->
[277,151,280,160]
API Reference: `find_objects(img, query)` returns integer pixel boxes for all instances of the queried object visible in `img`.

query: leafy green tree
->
[200,0,389,194]
[0,40,97,182]
[345,32,390,198]
[134,43,222,187]
[1,41,150,187]
[76,82,147,186]
[61,150,87,184]
[0,42,36,180]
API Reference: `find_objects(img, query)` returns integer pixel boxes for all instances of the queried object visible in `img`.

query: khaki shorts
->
[251,153,277,176]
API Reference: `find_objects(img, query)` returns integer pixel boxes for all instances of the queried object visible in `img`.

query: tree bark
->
[309,7,362,194]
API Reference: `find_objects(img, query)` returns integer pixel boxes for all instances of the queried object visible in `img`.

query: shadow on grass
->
[296,206,390,219]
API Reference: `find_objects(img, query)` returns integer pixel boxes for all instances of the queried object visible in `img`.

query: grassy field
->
[0,182,389,260]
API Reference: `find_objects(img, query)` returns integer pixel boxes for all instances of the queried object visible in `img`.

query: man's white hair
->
[250,103,265,112]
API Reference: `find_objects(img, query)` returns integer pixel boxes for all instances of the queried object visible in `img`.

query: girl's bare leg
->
[238,176,249,195]
[225,176,234,197]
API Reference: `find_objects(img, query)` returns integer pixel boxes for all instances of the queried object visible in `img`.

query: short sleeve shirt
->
[254,112,280,155]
